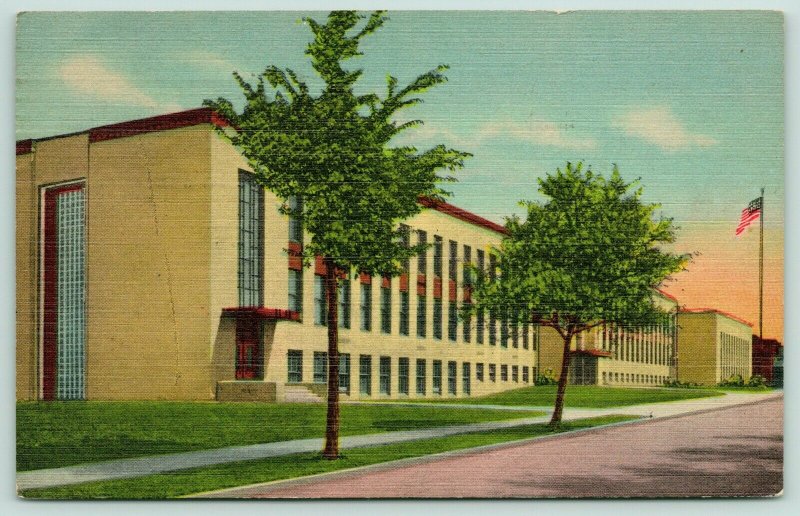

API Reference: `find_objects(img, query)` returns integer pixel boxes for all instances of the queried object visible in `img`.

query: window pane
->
[313,352,327,384]
[238,172,263,307]
[287,350,303,383]
[360,281,372,331]
[416,359,426,395]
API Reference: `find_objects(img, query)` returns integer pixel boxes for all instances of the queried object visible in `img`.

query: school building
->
[16,108,542,402]
[537,291,679,387]
[16,108,754,401]
[676,309,753,385]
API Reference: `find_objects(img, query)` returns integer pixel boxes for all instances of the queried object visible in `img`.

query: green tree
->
[205,11,470,459]
[470,162,688,425]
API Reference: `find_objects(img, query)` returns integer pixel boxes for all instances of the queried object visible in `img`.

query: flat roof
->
[678,308,753,328]
[16,108,507,235]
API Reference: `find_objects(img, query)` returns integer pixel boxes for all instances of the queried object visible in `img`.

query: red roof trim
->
[222,307,300,322]
[89,107,230,143]
[571,349,613,358]
[679,308,753,328]
[655,288,679,303]
[16,139,33,155]
[418,196,508,235]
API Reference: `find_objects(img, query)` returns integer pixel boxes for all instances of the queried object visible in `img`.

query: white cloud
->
[58,55,179,111]
[612,106,718,151]
[179,50,245,74]
[478,119,598,150]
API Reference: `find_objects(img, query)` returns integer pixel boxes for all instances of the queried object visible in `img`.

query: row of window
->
[719,332,750,379]
[597,325,675,366]
[602,372,670,385]
[287,350,533,396]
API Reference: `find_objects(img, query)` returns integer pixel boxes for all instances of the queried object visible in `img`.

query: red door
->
[235,316,263,379]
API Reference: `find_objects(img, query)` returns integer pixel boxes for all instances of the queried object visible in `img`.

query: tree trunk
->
[322,257,340,459]
[549,332,573,427]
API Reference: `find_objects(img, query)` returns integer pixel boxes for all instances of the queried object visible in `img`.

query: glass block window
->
[313,352,327,384]
[380,281,391,334]
[399,291,410,335]
[433,298,442,340]
[398,357,409,395]
[476,363,484,382]
[55,186,86,401]
[447,361,457,395]
[359,355,372,395]
[287,350,303,383]
[416,294,426,338]
[288,195,303,243]
[448,301,458,342]
[432,360,442,395]
[360,282,372,331]
[416,359,426,395]
[288,269,303,313]
[314,276,327,325]
[238,171,264,307]
[338,280,351,329]
[379,356,391,395]
[462,362,471,396]
[339,353,351,394]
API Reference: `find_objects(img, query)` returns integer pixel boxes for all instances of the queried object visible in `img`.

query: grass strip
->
[17,401,542,472]
[20,414,638,499]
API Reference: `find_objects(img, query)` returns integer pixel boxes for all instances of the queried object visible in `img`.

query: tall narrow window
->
[287,195,303,243]
[417,230,428,275]
[433,298,442,340]
[398,357,410,395]
[448,240,458,281]
[489,308,497,345]
[476,363,484,382]
[287,350,303,383]
[463,310,472,343]
[339,353,351,394]
[512,365,519,383]
[379,356,391,395]
[380,279,391,334]
[416,359,426,395]
[462,245,472,343]
[238,171,264,306]
[313,352,328,384]
[432,360,443,395]
[522,366,529,383]
[338,280,351,329]
[399,291,410,336]
[501,364,508,382]
[511,309,519,348]
[489,363,496,382]
[43,182,87,400]
[462,245,472,286]
[433,235,443,277]
[314,276,327,325]
[448,301,458,342]
[417,294,427,338]
[447,361,457,395]
[523,322,529,349]
[360,280,372,331]
[288,269,303,313]
[359,355,372,395]
[476,249,485,345]
[462,362,471,396]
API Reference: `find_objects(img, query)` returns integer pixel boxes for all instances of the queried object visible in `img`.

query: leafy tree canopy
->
[205,10,470,276]
[473,161,689,340]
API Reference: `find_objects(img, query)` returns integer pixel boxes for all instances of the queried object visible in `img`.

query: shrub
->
[536,368,558,385]
[747,375,767,387]
[663,378,701,389]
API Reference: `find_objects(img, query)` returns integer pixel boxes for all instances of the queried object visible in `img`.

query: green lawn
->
[20,414,638,499]
[17,401,543,472]
[404,385,725,408]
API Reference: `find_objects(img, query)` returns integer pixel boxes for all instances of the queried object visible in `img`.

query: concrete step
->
[284,385,324,403]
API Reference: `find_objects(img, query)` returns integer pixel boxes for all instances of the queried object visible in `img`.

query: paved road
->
[218,397,782,498]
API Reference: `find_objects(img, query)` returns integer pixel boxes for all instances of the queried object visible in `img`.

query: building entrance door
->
[235,316,263,379]
[42,182,86,400]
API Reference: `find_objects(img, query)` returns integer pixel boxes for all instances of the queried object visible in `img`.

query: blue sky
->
[15,10,785,337]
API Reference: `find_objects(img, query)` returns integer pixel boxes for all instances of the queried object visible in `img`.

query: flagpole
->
[759,186,764,340]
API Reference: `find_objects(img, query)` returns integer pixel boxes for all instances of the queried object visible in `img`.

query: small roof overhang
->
[222,307,300,322]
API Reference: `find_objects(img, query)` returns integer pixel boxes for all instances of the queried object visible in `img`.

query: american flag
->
[735,197,762,236]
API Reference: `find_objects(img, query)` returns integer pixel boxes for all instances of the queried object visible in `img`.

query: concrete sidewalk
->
[16,390,782,492]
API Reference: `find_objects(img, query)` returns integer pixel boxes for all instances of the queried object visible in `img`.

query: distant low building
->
[752,336,783,387]
[537,291,679,387]
[676,309,753,385]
